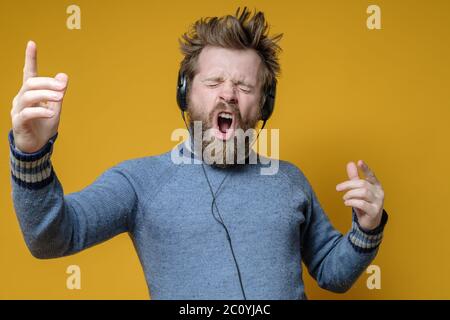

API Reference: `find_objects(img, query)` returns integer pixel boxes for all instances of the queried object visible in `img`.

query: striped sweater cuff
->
[348,208,388,253]
[8,130,58,190]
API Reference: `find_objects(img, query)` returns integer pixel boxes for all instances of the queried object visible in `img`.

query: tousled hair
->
[179,7,283,98]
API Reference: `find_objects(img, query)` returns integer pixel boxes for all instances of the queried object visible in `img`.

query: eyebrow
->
[201,77,255,88]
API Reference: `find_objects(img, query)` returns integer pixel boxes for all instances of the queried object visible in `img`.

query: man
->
[9,8,387,299]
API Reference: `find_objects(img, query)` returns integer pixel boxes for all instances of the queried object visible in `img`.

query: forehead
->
[196,46,262,83]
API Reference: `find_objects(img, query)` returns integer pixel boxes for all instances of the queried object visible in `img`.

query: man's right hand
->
[11,40,69,153]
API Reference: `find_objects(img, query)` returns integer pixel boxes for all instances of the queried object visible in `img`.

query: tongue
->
[218,117,231,133]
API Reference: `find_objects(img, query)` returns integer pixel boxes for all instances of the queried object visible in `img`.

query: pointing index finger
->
[23,40,38,83]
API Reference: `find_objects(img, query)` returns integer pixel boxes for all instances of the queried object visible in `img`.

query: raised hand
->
[11,41,69,153]
[336,160,385,230]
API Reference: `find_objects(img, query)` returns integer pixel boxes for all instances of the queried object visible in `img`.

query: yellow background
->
[1,0,449,299]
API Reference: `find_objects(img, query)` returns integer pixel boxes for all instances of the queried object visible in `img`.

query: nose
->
[219,81,238,105]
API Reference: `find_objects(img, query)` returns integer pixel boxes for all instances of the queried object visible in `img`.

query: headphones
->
[176,71,276,122]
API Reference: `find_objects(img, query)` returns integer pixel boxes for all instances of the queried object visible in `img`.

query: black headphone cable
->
[181,110,267,300]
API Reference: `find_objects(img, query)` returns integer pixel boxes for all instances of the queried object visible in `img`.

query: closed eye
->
[204,80,221,88]
[239,86,252,93]
[203,79,253,93]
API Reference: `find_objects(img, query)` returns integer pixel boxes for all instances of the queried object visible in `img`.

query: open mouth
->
[215,111,235,140]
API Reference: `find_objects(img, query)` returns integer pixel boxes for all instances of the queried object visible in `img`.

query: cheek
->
[189,86,214,112]
[239,96,261,120]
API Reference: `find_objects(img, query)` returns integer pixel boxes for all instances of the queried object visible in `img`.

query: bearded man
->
[8,8,388,299]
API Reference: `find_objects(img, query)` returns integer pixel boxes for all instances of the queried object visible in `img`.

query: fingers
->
[337,160,384,224]
[346,161,359,181]
[343,199,377,215]
[337,160,380,192]
[342,187,375,202]
[357,160,380,185]
[17,107,55,122]
[23,40,38,83]
[21,77,67,93]
[19,90,64,108]
[14,74,69,114]
[336,179,369,192]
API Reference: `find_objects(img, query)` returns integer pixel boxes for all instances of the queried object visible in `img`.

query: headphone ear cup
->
[177,71,188,111]
[261,81,276,121]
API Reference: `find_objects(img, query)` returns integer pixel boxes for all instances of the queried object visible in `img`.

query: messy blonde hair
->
[179,7,283,98]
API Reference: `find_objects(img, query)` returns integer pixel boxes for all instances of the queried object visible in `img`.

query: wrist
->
[12,130,57,154]
[8,129,58,189]
[359,211,383,231]
[348,208,389,253]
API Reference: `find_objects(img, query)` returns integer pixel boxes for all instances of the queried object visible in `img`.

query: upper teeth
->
[219,112,232,119]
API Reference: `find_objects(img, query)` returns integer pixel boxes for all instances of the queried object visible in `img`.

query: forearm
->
[8,130,137,259]
[9,130,75,258]
[306,208,388,293]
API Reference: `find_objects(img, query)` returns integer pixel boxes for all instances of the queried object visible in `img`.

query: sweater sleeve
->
[282,162,388,293]
[8,130,138,259]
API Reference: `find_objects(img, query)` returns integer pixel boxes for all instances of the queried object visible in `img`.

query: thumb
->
[54,73,69,105]
[47,73,68,113]
[346,161,359,180]
[54,73,69,87]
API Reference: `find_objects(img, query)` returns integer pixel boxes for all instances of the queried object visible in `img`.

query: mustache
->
[214,101,239,114]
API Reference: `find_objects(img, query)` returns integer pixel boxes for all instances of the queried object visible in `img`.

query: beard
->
[187,101,260,168]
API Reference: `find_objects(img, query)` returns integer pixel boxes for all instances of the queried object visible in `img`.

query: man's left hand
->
[336,160,385,231]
